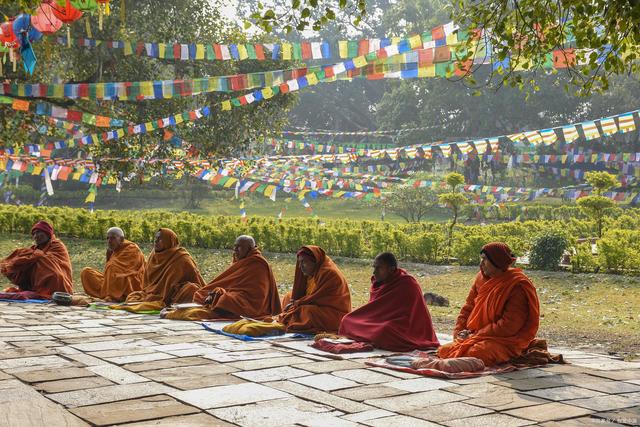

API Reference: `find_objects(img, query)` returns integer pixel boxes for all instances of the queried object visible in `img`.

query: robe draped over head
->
[125,228,205,306]
[192,247,282,319]
[278,245,351,333]
[437,268,540,366]
[339,268,440,351]
[81,240,146,302]
[1,225,73,299]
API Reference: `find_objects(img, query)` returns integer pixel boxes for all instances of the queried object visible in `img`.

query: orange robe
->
[126,228,205,307]
[278,246,351,333]
[81,240,145,302]
[1,236,73,298]
[437,268,540,366]
[166,248,282,321]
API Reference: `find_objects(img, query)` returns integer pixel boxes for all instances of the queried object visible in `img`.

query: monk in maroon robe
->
[339,252,439,351]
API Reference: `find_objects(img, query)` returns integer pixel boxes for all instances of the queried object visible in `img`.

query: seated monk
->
[339,252,439,352]
[277,246,351,334]
[0,221,73,299]
[122,228,205,310]
[438,242,545,366]
[162,235,282,321]
[81,227,145,302]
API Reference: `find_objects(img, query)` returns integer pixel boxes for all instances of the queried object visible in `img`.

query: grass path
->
[1,233,638,359]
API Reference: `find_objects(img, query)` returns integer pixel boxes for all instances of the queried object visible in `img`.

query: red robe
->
[339,268,440,351]
[1,236,73,298]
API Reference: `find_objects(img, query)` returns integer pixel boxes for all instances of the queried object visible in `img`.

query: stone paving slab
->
[1,301,640,426]
[0,379,88,427]
[69,395,200,426]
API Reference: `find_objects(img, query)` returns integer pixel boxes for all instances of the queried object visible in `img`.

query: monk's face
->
[373,258,394,284]
[107,232,124,252]
[480,253,501,278]
[32,230,50,248]
[298,255,317,277]
[154,231,164,252]
[233,239,252,260]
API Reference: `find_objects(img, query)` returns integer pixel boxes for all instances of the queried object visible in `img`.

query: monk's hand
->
[457,329,472,339]
[204,290,220,305]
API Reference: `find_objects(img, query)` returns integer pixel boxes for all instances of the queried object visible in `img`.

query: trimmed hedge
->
[1,205,640,273]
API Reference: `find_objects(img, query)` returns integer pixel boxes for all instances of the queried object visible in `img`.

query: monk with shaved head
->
[163,235,281,321]
[81,227,146,302]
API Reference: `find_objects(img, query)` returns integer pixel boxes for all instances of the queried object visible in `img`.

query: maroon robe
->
[339,268,440,351]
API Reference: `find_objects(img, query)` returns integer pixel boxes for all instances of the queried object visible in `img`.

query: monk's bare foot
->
[159,308,171,319]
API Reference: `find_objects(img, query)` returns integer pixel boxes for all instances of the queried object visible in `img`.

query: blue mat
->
[0,299,50,304]
[201,322,314,342]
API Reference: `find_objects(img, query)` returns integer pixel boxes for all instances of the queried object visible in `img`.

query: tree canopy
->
[1,0,297,179]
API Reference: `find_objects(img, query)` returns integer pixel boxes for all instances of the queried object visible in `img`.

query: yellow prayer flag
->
[264,185,275,197]
[338,41,348,58]
[418,65,436,77]
[32,165,43,175]
[306,73,319,85]
[446,33,458,45]
[124,42,133,56]
[237,44,248,60]
[85,192,96,203]
[282,43,292,60]
[196,44,205,60]
[262,87,274,99]
[93,84,104,101]
[53,84,64,98]
[158,43,166,58]
[353,55,367,68]
[409,35,422,49]
[174,115,184,124]
[222,100,232,111]
[141,81,154,97]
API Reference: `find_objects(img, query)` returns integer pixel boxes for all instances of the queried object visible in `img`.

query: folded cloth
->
[409,356,485,373]
[0,291,42,300]
[510,339,565,365]
[109,300,164,314]
[311,338,374,354]
[222,319,286,337]
[367,350,518,379]
[313,332,344,341]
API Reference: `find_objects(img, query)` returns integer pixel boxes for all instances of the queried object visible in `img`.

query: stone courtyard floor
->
[0,302,639,426]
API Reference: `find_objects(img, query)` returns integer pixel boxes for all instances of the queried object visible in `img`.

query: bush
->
[0,205,639,275]
[597,230,640,274]
[529,232,569,271]
[570,243,599,274]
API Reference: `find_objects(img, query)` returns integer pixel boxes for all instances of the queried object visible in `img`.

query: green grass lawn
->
[1,233,638,359]
[55,193,451,223]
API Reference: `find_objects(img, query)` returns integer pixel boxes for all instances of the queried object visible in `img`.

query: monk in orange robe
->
[0,221,73,299]
[278,246,351,333]
[162,235,282,321]
[438,242,542,366]
[122,228,205,310]
[81,227,145,302]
